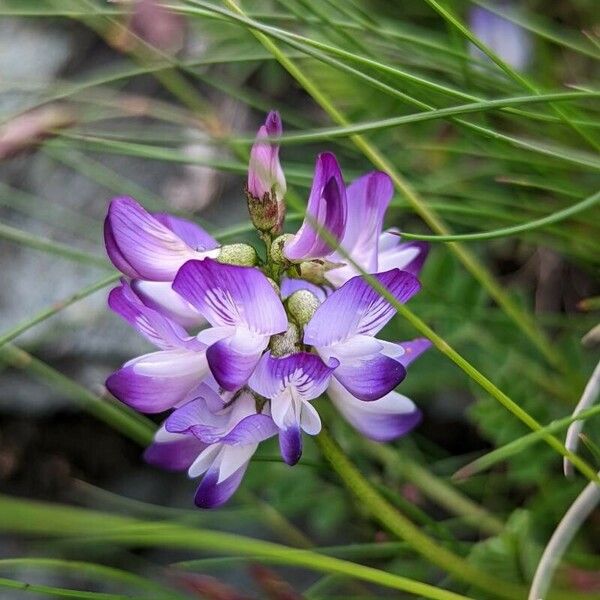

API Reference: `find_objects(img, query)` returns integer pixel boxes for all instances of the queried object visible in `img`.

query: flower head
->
[104,111,431,508]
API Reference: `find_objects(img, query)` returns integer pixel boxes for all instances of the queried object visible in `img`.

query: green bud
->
[287,289,320,326]
[217,243,257,266]
[270,233,294,264]
[269,322,301,357]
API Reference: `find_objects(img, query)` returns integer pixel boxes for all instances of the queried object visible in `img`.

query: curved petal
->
[327,172,393,287]
[304,269,421,346]
[328,378,421,442]
[378,230,429,277]
[131,280,206,329]
[108,280,201,350]
[173,259,287,334]
[284,152,347,260]
[154,213,218,251]
[144,427,206,471]
[220,414,278,445]
[105,197,209,280]
[399,337,432,368]
[326,335,406,401]
[249,351,336,402]
[206,328,267,391]
[106,349,208,413]
[104,217,139,278]
[194,461,249,509]
[279,425,302,466]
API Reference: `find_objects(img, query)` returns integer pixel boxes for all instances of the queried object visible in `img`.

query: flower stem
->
[316,428,524,599]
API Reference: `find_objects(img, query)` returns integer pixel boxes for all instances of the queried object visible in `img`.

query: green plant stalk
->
[365,442,504,535]
[423,0,600,152]
[398,189,600,241]
[0,222,110,270]
[0,495,474,600]
[316,429,524,599]
[220,0,565,374]
[0,273,119,349]
[0,559,184,600]
[0,344,154,447]
[0,577,137,600]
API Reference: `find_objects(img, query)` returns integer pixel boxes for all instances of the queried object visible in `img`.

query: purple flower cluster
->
[104,112,430,508]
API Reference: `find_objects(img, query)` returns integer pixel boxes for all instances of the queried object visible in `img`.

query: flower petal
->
[304,269,421,346]
[325,335,406,401]
[173,259,287,334]
[108,280,201,350]
[327,172,393,287]
[399,337,432,367]
[284,152,347,260]
[220,414,278,445]
[144,426,206,471]
[105,197,211,280]
[154,213,219,251]
[206,328,267,391]
[106,349,208,413]
[194,461,249,509]
[279,425,302,466]
[378,230,429,277]
[328,378,421,442]
[249,351,336,402]
[130,280,206,328]
[247,111,286,201]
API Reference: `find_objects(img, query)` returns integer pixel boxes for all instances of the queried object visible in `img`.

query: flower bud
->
[270,233,294,264]
[286,289,320,326]
[217,243,257,266]
[246,111,286,233]
[269,322,301,357]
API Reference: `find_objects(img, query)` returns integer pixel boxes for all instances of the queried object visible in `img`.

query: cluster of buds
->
[104,112,430,507]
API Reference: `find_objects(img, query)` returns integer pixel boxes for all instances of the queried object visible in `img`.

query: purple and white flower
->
[284,152,347,261]
[172,258,288,391]
[106,280,209,413]
[250,351,337,465]
[304,269,421,401]
[165,382,277,508]
[328,338,430,442]
[105,196,219,326]
[104,111,433,509]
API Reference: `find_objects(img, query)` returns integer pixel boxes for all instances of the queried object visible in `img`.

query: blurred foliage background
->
[0,0,598,598]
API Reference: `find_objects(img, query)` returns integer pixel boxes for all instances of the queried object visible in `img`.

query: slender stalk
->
[0,344,154,447]
[398,189,600,241]
[0,274,119,349]
[365,442,504,535]
[0,495,474,600]
[316,429,523,599]
[528,476,600,600]
[564,360,600,476]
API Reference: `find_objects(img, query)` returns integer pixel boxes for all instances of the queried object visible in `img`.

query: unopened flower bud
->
[246,111,286,234]
[217,243,257,266]
[269,322,301,357]
[270,233,294,264]
[287,289,320,326]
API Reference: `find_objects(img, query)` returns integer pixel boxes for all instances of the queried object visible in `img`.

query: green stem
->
[316,429,523,600]
[398,189,600,241]
[365,442,504,535]
[0,344,154,447]
[0,494,474,600]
